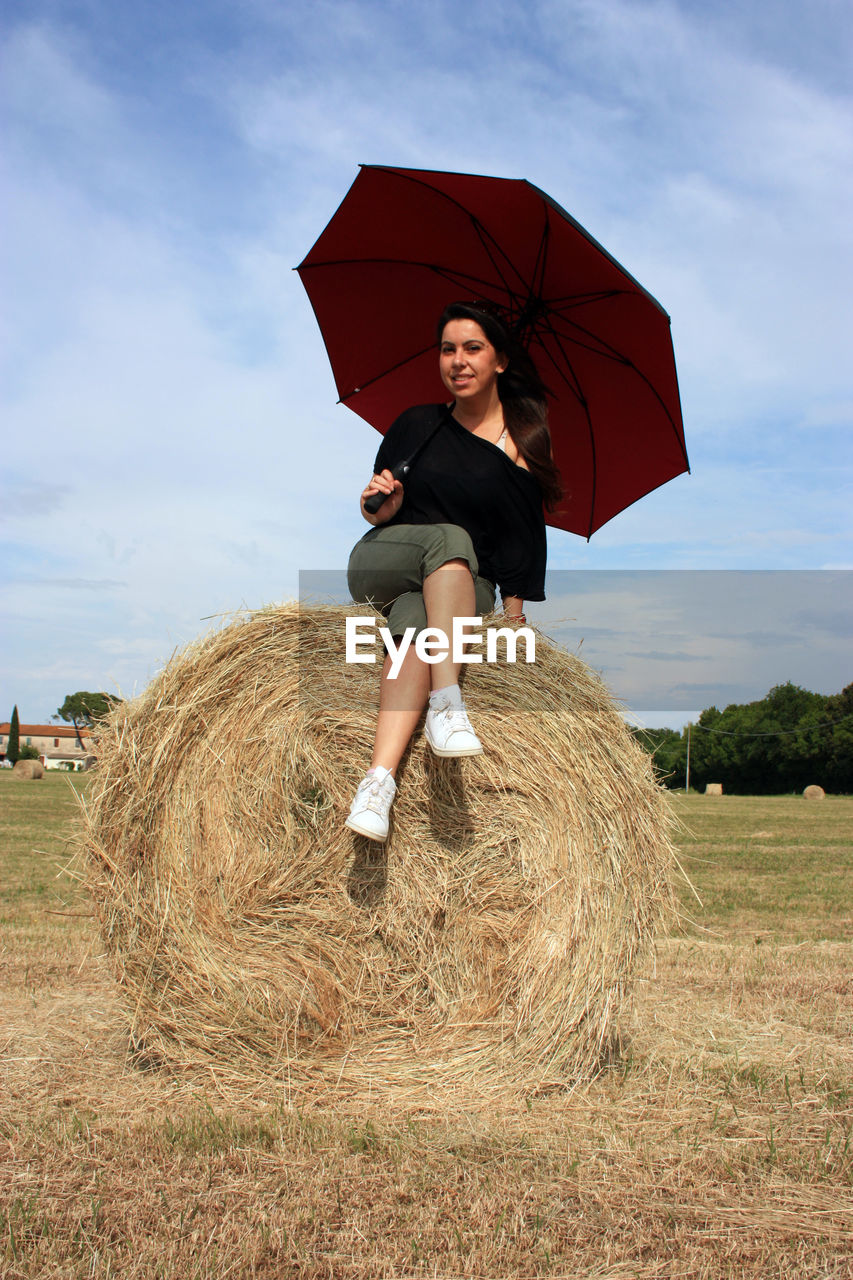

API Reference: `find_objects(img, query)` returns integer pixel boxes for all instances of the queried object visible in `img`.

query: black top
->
[374,404,547,601]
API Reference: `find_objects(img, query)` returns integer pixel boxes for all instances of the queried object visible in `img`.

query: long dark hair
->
[437,301,563,509]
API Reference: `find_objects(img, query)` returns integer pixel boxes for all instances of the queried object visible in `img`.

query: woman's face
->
[439,318,507,401]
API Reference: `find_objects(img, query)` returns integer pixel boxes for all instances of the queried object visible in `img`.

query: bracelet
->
[507,614,526,624]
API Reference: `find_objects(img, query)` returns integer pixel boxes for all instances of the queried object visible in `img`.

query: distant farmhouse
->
[0,722,93,770]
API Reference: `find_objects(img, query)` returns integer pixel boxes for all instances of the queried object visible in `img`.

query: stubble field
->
[1,773,851,1278]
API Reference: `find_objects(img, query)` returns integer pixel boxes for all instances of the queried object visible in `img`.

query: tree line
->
[631,681,853,794]
[7,684,849,793]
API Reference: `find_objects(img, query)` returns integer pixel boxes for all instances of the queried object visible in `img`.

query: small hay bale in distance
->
[83,603,676,1099]
[803,784,826,800]
[705,782,723,796]
[12,759,44,779]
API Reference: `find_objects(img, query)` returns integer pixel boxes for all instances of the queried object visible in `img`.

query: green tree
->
[687,705,732,790]
[55,692,120,732]
[689,683,834,794]
[55,691,121,755]
[7,705,20,764]
[823,683,853,792]
[631,726,686,788]
[770,683,831,791]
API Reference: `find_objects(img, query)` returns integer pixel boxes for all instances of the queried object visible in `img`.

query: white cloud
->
[2,0,852,720]
[538,570,852,708]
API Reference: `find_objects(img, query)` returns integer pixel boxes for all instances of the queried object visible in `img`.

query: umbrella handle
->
[363,460,411,514]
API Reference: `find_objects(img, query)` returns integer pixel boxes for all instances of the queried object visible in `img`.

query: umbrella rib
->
[618,360,688,461]
[508,210,550,344]
[509,293,597,536]
[541,318,685,447]
[467,220,522,301]
[547,289,633,309]
[298,257,521,302]
[530,324,598,538]
[299,256,500,276]
[531,308,688,530]
[524,291,587,401]
[365,165,537,300]
[544,319,686,445]
[530,211,551,310]
[528,177,672,315]
[302,255,634,319]
[421,263,524,299]
[538,278,680,530]
[546,308,665,376]
[581,399,598,541]
[534,340,585,404]
[336,342,436,403]
[547,326,635,365]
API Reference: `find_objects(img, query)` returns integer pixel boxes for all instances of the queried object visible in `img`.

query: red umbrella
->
[297,165,688,537]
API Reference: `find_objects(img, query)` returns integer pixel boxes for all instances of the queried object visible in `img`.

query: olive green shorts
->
[347,523,496,638]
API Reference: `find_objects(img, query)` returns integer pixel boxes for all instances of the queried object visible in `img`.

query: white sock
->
[366,765,392,782]
[430,683,462,708]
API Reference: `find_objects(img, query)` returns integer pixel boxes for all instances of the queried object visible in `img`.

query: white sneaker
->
[345,767,396,841]
[424,694,484,758]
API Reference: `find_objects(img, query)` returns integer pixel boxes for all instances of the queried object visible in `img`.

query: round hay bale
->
[12,759,44,779]
[803,784,826,800]
[705,782,723,796]
[83,603,676,1099]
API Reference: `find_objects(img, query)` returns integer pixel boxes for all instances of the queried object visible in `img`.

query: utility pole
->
[685,721,691,794]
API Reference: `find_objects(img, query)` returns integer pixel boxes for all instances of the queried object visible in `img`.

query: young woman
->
[345,301,562,840]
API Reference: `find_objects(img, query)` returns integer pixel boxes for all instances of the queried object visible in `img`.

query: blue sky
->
[2,0,851,728]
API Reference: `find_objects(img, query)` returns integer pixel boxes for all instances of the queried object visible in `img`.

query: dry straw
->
[83,602,676,1101]
[13,758,44,779]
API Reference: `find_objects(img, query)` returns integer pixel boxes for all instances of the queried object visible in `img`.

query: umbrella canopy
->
[297,165,688,537]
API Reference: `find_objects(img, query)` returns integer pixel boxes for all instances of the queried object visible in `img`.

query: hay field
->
[2,773,851,1279]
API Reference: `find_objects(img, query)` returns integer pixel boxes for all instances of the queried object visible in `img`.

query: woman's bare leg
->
[422,558,476,691]
[369,558,476,772]
[370,646,430,773]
